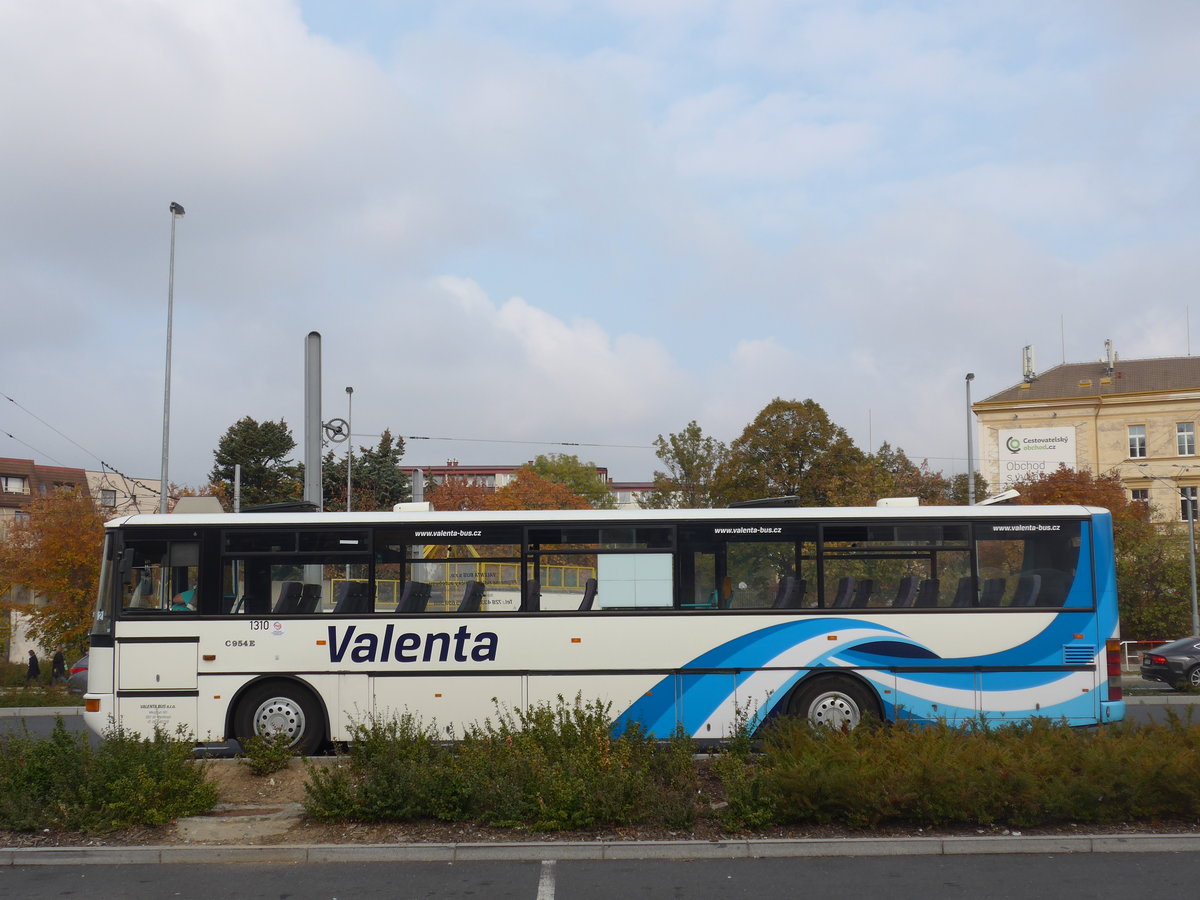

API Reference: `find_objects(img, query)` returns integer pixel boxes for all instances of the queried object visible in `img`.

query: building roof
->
[979,355,1200,405]
[0,456,89,510]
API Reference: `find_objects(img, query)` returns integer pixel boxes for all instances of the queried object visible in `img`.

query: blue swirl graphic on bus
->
[613,515,1120,736]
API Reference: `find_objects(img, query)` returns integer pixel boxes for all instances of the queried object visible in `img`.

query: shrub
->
[303,696,698,831]
[716,715,1200,830]
[239,731,295,777]
[304,713,451,822]
[0,718,217,832]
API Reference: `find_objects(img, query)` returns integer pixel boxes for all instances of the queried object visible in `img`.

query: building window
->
[1,475,28,494]
[99,489,117,508]
[1131,488,1149,504]
[1181,487,1199,522]
[1128,425,1147,459]
[1179,423,1196,456]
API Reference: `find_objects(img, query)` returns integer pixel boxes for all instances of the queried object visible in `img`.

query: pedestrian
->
[51,649,67,686]
[24,649,40,689]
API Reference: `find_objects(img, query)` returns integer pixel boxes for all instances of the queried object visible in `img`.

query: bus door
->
[114,534,201,736]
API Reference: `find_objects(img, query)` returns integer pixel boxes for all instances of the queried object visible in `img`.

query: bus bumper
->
[1101,699,1126,723]
[82,693,112,737]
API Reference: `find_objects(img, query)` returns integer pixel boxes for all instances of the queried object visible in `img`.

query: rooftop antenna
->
[1022,345,1037,382]
[1102,339,1116,376]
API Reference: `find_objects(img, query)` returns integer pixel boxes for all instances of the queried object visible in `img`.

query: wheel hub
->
[807,691,861,730]
[253,697,305,746]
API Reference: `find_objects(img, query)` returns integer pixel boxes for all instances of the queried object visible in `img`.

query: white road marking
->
[536,859,556,900]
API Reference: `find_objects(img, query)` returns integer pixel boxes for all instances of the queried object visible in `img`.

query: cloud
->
[2,0,1199,494]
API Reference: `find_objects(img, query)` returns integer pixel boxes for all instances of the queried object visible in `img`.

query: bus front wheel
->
[233,680,326,756]
[788,675,880,730]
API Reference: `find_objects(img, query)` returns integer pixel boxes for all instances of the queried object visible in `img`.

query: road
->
[3,854,1199,899]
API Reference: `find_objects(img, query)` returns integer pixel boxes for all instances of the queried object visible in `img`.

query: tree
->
[1012,466,1191,639]
[839,442,955,506]
[210,417,303,508]
[323,429,410,512]
[529,454,616,509]
[485,467,593,511]
[640,421,727,509]
[947,472,990,506]
[427,479,491,511]
[0,489,106,656]
[713,398,865,506]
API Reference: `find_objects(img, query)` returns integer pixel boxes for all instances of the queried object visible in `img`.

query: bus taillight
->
[1105,639,1123,701]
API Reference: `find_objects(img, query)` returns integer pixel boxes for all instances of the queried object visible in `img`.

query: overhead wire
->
[1,391,165,499]
[6,389,970,482]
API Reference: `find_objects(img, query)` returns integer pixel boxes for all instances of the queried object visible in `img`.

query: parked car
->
[1140,637,1200,690]
[67,654,88,695]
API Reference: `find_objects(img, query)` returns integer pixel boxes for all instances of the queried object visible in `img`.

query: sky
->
[2,1,1198,491]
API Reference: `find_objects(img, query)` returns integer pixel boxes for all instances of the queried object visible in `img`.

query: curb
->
[0,707,83,718]
[3,834,1200,865]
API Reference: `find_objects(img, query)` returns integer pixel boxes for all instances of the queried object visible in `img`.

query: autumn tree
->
[714,398,865,506]
[529,454,616,509]
[640,420,727,509]
[427,479,491,511]
[1012,466,1191,639]
[485,467,593,511]
[323,429,410,511]
[0,489,106,656]
[210,417,303,508]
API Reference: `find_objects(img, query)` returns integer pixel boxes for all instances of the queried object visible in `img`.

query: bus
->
[82,503,1125,753]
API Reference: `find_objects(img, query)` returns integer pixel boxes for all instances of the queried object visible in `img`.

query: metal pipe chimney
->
[304,331,323,510]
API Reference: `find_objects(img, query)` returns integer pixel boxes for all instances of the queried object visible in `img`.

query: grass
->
[0,687,84,708]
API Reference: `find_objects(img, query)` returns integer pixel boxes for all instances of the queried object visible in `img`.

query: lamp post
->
[1139,464,1200,636]
[965,373,976,505]
[345,386,354,513]
[159,201,186,513]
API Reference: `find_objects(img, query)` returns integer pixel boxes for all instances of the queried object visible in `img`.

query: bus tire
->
[788,675,880,730]
[233,680,326,756]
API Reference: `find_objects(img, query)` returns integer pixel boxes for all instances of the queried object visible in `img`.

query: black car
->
[1140,637,1200,690]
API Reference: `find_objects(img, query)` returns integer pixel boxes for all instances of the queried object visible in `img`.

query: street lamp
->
[160,201,186,513]
[1138,464,1200,636]
[965,373,976,505]
[345,386,354,513]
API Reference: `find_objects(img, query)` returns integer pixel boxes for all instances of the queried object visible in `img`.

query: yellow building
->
[974,350,1200,522]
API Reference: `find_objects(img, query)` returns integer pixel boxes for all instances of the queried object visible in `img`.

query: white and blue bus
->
[83,503,1125,753]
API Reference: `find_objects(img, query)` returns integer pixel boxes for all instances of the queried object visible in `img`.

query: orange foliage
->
[0,489,107,654]
[485,467,592,511]
[427,480,491,511]
[1012,466,1149,528]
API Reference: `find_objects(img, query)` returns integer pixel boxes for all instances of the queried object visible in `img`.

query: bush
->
[0,718,217,832]
[714,715,1200,830]
[239,732,295,776]
[304,697,698,831]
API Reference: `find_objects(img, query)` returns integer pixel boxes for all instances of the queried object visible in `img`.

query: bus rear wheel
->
[234,681,325,756]
[788,675,880,731]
